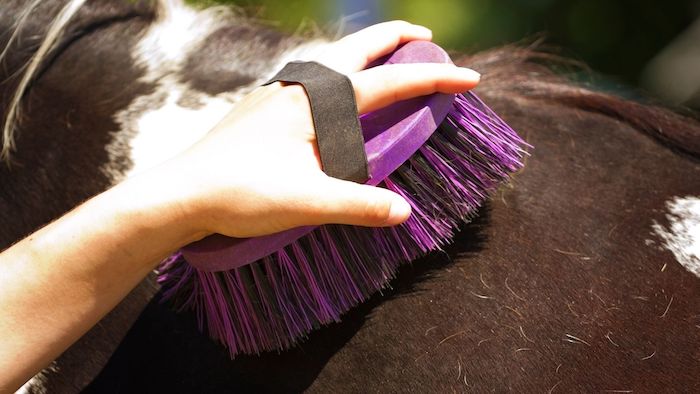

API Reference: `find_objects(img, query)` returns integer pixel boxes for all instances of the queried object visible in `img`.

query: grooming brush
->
[157,41,528,357]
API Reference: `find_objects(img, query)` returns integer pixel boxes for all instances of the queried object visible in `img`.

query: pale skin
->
[0,21,480,392]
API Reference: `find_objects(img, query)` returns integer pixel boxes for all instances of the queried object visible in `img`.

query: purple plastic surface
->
[183,41,455,272]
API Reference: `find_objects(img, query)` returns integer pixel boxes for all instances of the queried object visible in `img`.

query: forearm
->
[0,167,197,392]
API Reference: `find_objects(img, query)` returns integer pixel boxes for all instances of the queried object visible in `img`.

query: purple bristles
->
[156,91,529,357]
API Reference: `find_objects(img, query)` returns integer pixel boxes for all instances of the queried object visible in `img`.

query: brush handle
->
[183,41,455,272]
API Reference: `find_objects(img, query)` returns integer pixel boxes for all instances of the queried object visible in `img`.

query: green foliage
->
[186,0,697,86]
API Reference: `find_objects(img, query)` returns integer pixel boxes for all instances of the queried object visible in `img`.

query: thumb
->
[301,176,412,227]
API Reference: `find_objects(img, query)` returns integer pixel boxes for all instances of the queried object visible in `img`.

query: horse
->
[1,0,698,392]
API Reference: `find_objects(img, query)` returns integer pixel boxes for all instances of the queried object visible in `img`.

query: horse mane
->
[0,0,181,164]
[0,0,87,163]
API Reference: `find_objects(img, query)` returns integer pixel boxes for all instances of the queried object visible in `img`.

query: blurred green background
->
[189,0,700,90]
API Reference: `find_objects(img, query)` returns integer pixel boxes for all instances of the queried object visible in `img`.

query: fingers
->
[294,176,412,227]
[350,63,481,114]
[318,20,432,73]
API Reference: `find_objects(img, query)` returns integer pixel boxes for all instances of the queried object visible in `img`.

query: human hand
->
[144,21,481,243]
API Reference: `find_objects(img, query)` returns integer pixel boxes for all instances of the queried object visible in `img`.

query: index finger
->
[317,21,433,73]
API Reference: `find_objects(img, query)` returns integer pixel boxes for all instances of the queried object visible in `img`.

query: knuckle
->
[281,84,309,105]
[369,20,408,35]
[362,198,392,224]
[386,20,411,28]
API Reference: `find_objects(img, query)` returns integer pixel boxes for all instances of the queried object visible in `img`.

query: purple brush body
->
[157,41,528,356]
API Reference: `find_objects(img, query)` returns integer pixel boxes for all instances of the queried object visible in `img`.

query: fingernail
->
[386,197,412,225]
[458,67,481,82]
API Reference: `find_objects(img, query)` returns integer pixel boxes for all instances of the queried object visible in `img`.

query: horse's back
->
[87,60,700,393]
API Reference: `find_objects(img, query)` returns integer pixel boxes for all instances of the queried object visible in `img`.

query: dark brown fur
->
[89,47,700,393]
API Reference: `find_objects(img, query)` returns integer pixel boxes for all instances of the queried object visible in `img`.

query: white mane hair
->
[0,0,193,164]
[1,0,87,163]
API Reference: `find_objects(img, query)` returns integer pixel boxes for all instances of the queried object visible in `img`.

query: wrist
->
[107,164,209,253]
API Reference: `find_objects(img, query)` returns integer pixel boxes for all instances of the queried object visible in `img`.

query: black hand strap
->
[263,61,369,183]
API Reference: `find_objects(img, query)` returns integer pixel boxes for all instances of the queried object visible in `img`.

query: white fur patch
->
[652,196,700,278]
[136,0,223,79]
[127,87,232,176]
[112,0,328,179]
[109,0,229,180]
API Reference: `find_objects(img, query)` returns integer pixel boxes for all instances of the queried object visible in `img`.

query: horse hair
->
[1,0,87,163]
